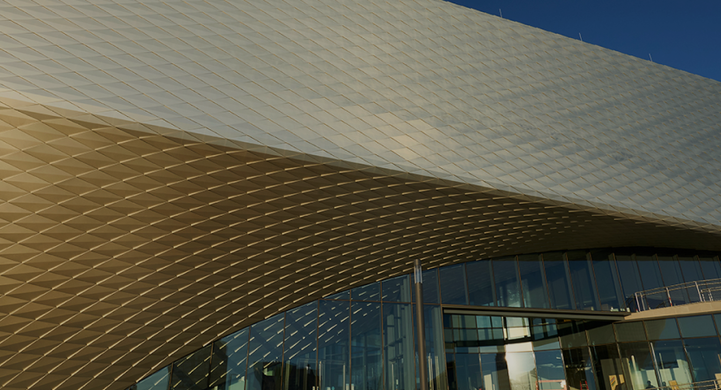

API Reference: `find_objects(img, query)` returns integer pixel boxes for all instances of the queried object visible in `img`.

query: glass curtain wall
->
[131,248,721,390]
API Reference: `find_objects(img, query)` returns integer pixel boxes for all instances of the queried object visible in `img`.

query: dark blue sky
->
[451,0,721,82]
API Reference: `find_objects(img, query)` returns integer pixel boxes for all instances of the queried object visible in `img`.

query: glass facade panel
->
[644,319,679,340]
[587,323,615,346]
[635,254,667,309]
[684,337,721,382]
[423,305,448,390]
[615,254,644,312]
[535,350,566,390]
[440,264,468,305]
[506,352,537,390]
[589,345,625,390]
[382,275,412,302]
[557,321,587,349]
[656,255,689,305]
[135,367,171,390]
[417,268,440,304]
[171,345,211,390]
[283,303,317,390]
[618,341,658,390]
[383,303,415,390]
[563,347,597,390]
[455,353,483,390]
[318,300,350,390]
[481,353,512,390]
[676,255,705,303]
[351,301,382,390]
[495,257,522,308]
[567,251,600,311]
[614,322,646,342]
[677,315,716,338]
[652,340,693,387]
[543,252,575,310]
[247,314,285,390]
[351,282,380,301]
[467,259,495,306]
[518,254,549,309]
[211,328,249,390]
[590,250,624,312]
[698,255,721,280]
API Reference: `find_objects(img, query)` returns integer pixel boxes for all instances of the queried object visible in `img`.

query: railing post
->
[635,292,642,312]
[696,281,703,302]
[666,287,673,307]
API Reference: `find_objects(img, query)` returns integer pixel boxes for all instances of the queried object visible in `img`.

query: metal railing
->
[632,278,721,312]
[649,379,721,390]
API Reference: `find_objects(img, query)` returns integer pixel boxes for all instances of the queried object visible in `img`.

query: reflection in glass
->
[543,253,574,310]
[318,300,350,390]
[382,275,412,302]
[441,264,468,305]
[284,303,317,390]
[618,342,658,390]
[171,345,211,390]
[424,305,448,390]
[643,319,679,340]
[567,251,600,311]
[586,323,615,346]
[495,257,521,308]
[677,315,716,338]
[698,256,721,280]
[684,338,721,382]
[532,318,559,351]
[383,303,415,390]
[614,322,646,342]
[590,251,624,312]
[247,314,285,390]
[135,367,170,390]
[467,259,495,306]
[455,353,483,390]
[656,255,689,305]
[590,345,625,390]
[535,350,566,390]
[351,282,380,301]
[652,340,692,387]
[563,347,597,390]
[351,301,382,390]
[518,255,549,309]
[506,352,537,390]
[557,321,587,348]
[211,328,249,390]
[481,353,512,390]
[615,254,644,312]
[635,254,666,309]
[676,255,704,303]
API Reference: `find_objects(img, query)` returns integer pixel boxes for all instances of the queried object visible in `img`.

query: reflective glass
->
[698,255,721,280]
[325,290,350,300]
[614,253,644,312]
[656,255,689,305]
[423,305,448,390]
[614,322,645,342]
[412,268,440,304]
[563,347,597,390]
[506,352,537,390]
[676,255,704,303]
[440,264,468,305]
[382,275,411,302]
[211,327,249,390]
[567,251,600,311]
[684,337,721,382]
[543,252,574,310]
[467,259,496,306]
[535,350,566,390]
[351,301,382,390]
[318,300,350,390]
[247,314,285,390]
[455,353,483,390]
[558,321,587,348]
[494,257,521,308]
[283,303,317,390]
[590,250,624,312]
[518,254,549,309]
[643,319,679,340]
[171,345,211,390]
[677,315,716,338]
[590,345,625,390]
[383,303,415,390]
[448,353,458,390]
[618,341,658,389]
[135,367,170,390]
[586,323,615,346]
[481,353,512,390]
[532,318,559,351]
[351,281,380,301]
[635,254,667,309]
[652,340,693,387]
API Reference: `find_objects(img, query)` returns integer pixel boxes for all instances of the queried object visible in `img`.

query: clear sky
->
[450,0,721,82]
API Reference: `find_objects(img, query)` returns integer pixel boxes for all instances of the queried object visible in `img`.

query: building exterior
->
[0,0,720,389]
